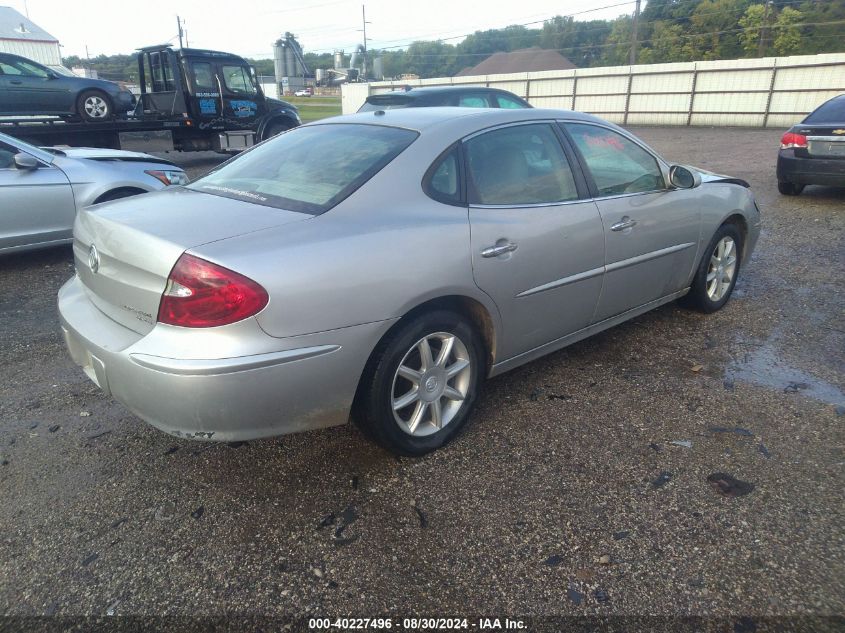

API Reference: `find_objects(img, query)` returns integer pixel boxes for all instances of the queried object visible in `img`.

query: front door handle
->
[611,216,637,232]
[9,80,22,85]
[481,241,518,258]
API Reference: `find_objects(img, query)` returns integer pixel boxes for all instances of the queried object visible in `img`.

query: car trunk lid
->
[792,124,845,159]
[72,187,311,335]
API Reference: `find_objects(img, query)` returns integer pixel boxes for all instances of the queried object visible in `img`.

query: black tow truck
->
[0,45,300,153]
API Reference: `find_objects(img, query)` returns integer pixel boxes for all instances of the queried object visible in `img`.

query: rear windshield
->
[190,124,418,214]
[803,96,845,124]
[358,96,414,112]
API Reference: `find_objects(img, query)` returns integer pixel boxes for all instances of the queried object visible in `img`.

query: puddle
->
[726,341,845,407]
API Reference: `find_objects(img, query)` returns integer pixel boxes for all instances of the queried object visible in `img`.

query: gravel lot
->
[0,127,843,630]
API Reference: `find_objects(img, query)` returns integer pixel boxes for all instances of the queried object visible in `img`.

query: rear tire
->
[76,90,113,122]
[778,181,804,195]
[682,223,743,314]
[353,310,484,456]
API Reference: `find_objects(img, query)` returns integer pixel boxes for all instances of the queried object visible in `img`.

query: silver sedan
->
[58,108,761,455]
[0,132,188,255]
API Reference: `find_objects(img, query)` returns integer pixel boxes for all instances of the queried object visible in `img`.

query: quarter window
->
[465,123,578,206]
[425,145,461,204]
[566,123,665,196]
[192,62,215,91]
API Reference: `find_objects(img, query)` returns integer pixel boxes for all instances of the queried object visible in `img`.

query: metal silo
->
[284,45,296,78]
[334,50,344,70]
[273,40,285,84]
[372,57,384,81]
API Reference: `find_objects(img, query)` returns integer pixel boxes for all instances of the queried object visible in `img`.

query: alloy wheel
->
[391,332,472,437]
[706,236,737,301]
[84,95,109,119]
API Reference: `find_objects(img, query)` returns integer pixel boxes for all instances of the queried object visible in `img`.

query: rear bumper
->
[58,275,394,442]
[777,151,845,187]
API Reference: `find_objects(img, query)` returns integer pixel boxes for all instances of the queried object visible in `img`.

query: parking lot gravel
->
[0,127,842,630]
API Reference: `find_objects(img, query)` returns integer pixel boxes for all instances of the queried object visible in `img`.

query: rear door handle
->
[10,80,22,85]
[481,242,518,258]
[611,216,637,232]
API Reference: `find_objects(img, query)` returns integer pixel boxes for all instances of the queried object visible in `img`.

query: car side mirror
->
[13,153,40,171]
[669,165,700,189]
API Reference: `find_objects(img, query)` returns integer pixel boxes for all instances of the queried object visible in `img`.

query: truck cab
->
[136,46,300,152]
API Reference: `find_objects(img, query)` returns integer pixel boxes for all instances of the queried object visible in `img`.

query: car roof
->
[310,106,609,135]
[368,86,517,98]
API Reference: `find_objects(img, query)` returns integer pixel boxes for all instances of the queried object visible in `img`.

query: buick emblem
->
[833,129,845,135]
[88,245,100,274]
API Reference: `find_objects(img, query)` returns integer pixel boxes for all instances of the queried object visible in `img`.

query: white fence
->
[342,53,845,128]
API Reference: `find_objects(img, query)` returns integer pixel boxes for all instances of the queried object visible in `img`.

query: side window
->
[465,123,579,206]
[17,60,50,78]
[0,61,22,76]
[566,123,665,196]
[192,62,215,91]
[458,94,488,108]
[222,66,256,95]
[424,145,461,204]
[496,94,527,109]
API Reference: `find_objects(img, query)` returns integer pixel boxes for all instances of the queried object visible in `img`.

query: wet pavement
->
[0,127,843,628]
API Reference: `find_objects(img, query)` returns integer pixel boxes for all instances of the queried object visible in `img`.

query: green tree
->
[738,3,767,56]
[600,16,633,66]
[773,6,803,55]
[639,21,689,64]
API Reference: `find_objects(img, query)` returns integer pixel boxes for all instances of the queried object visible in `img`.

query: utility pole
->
[758,1,770,57]
[361,5,369,80]
[629,0,641,65]
[177,15,184,49]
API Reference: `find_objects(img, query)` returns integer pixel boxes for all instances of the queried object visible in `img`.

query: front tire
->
[682,223,743,313]
[353,311,484,456]
[262,120,292,140]
[778,181,804,195]
[77,90,112,122]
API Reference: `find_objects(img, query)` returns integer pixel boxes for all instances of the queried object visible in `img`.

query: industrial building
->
[0,5,60,66]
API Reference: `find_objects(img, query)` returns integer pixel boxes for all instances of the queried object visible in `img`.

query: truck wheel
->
[77,90,112,122]
[777,181,804,196]
[263,120,292,140]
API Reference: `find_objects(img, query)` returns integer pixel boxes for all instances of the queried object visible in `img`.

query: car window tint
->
[192,62,215,91]
[465,123,578,205]
[222,65,256,95]
[426,146,460,203]
[496,95,527,109]
[191,124,418,214]
[17,60,49,78]
[0,61,24,75]
[459,95,488,108]
[566,123,664,196]
[803,97,845,123]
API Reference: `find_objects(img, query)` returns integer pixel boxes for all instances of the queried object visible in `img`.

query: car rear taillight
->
[158,254,268,328]
[780,132,808,149]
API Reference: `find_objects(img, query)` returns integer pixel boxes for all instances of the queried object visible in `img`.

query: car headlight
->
[145,170,190,186]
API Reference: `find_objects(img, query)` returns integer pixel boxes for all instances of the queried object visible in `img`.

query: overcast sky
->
[12,0,634,60]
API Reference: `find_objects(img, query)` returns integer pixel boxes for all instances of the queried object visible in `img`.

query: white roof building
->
[0,5,61,66]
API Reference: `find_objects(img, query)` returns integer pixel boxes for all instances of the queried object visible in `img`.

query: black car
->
[776,94,845,195]
[0,53,135,122]
[357,86,531,112]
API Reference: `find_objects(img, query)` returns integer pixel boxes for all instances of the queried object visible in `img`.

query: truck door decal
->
[230,100,257,118]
